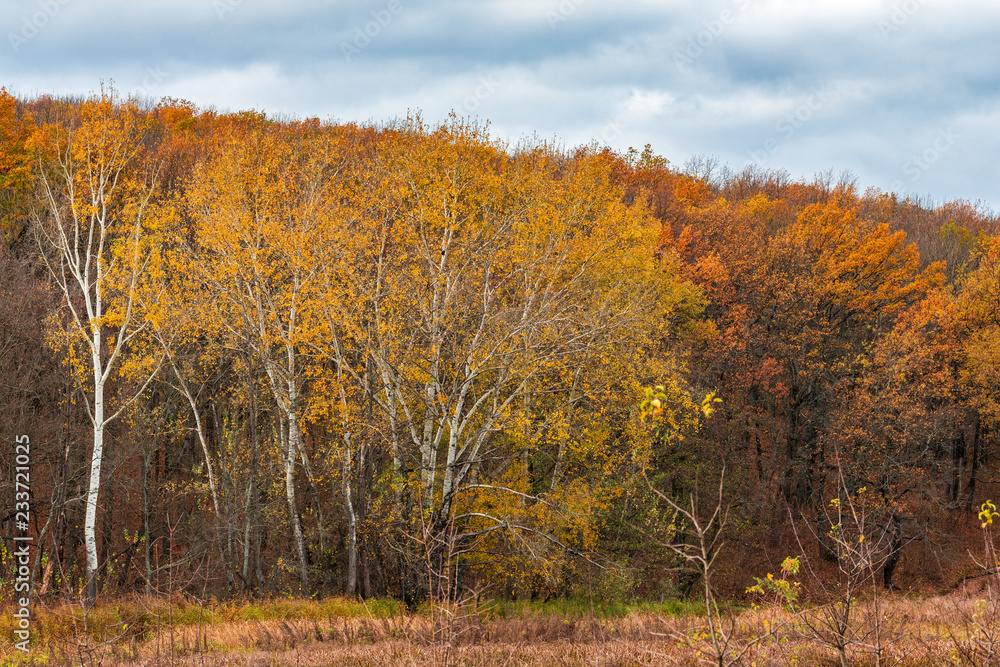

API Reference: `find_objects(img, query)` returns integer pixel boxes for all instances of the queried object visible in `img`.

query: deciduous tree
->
[30,88,165,605]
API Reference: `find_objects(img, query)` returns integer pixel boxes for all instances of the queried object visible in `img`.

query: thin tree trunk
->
[143,445,154,595]
[29,485,59,599]
[949,433,965,505]
[174,365,224,542]
[84,336,105,607]
[249,382,262,592]
[965,415,981,511]
[285,413,310,590]
[263,352,310,591]
[101,472,114,587]
[296,441,327,557]
[344,433,358,598]
[883,513,904,590]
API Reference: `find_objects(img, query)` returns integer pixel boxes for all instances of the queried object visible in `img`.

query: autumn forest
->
[3,86,1000,644]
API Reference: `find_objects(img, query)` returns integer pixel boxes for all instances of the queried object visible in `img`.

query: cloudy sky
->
[3,0,998,209]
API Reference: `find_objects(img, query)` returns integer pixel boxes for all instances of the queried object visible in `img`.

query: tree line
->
[1,87,998,605]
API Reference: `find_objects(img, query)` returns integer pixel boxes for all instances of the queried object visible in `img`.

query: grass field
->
[2,592,999,666]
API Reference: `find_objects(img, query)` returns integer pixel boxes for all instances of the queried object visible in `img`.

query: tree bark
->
[84,337,105,607]
[883,514,904,590]
[344,433,358,598]
[284,412,310,590]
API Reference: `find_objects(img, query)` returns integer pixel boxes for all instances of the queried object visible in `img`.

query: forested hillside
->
[2,87,998,606]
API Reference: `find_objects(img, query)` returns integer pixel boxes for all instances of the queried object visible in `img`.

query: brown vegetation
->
[5,593,1000,666]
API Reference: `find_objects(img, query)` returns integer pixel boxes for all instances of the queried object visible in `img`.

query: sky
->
[3,0,999,210]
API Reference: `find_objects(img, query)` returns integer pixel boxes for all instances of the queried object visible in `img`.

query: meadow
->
[3,589,1000,666]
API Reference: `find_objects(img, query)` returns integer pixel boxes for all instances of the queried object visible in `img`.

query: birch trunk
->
[343,433,358,597]
[285,407,310,590]
[84,325,104,606]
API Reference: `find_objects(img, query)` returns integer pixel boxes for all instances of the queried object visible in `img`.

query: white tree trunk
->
[263,355,310,590]
[285,372,310,590]
[343,434,358,597]
[84,331,104,605]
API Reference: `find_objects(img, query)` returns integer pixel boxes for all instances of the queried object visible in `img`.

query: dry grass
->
[4,593,1000,666]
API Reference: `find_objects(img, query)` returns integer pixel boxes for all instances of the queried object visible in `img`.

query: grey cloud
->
[2,0,998,208]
